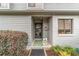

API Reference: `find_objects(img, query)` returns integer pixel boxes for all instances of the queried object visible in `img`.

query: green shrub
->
[0,30,28,56]
[63,46,75,56]
[51,45,62,54]
[51,45,77,56]
[72,48,79,56]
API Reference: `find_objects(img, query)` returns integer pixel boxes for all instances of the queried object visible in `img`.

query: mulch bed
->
[46,49,58,56]
[18,50,30,56]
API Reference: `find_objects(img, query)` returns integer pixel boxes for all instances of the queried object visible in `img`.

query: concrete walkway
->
[30,49,45,56]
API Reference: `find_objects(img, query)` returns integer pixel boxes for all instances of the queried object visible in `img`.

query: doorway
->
[35,23,42,38]
[33,17,43,40]
[32,16,52,48]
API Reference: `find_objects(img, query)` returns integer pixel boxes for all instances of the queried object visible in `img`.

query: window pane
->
[28,3,36,7]
[58,19,65,34]
[65,19,72,34]
[65,29,71,34]
[58,30,64,34]
[58,19,64,29]
[65,19,71,29]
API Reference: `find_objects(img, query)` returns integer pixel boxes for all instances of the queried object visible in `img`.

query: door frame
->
[32,15,52,41]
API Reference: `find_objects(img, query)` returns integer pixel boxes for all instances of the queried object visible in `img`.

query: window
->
[0,3,9,9]
[27,3,44,9]
[58,19,73,34]
[28,3,36,7]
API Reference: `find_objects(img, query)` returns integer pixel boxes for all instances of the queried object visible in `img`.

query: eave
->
[0,9,79,15]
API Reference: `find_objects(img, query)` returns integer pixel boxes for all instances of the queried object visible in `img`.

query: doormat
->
[30,49,45,56]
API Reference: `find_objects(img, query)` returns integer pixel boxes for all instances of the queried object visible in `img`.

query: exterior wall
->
[2,3,43,10]
[1,3,79,48]
[0,15,79,48]
[10,3,27,10]
[0,15,32,46]
[9,3,79,10]
[10,3,79,10]
[53,15,79,48]
[10,3,43,10]
[2,3,79,11]
[44,3,79,10]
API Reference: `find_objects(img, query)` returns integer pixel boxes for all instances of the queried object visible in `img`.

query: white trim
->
[44,48,47,56]
[28,49,32,56]
[58,34,74,37]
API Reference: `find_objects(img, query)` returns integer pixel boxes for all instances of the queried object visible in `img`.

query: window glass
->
[28,3,36,7]
[58,19,72,34]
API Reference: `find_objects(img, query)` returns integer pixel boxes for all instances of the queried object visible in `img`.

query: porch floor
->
[30,39,51,49]
[33,40,43,46]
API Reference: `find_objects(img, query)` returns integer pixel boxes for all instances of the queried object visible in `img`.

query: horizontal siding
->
[0,15,32,46]
[53,16,79,48]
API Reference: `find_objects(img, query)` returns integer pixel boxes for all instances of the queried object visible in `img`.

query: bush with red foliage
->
[0,30,28,56]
